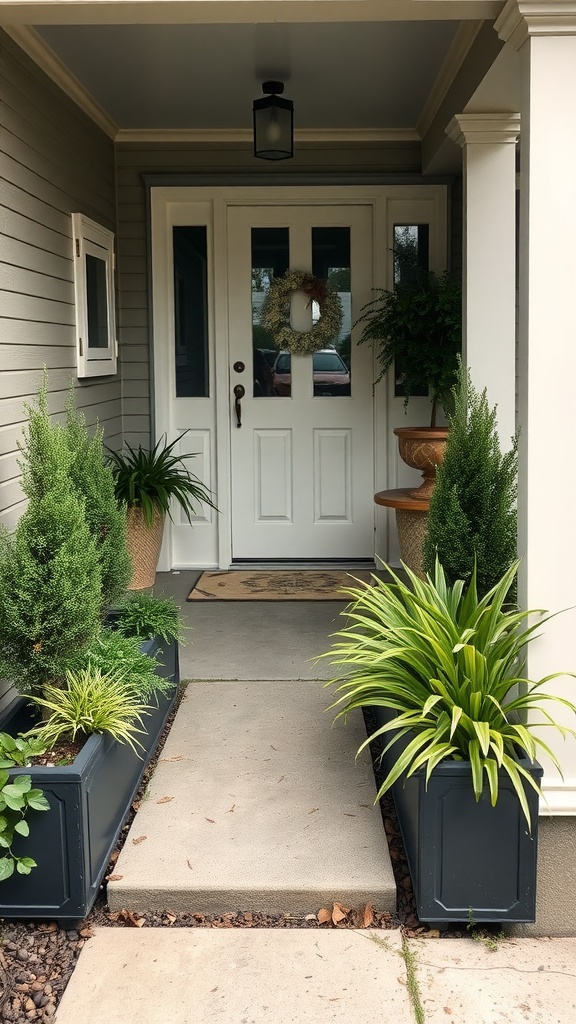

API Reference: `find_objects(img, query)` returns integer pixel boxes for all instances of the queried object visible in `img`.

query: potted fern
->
[356,269,461,499]
[326,560,576,923]
[108,434,218,589]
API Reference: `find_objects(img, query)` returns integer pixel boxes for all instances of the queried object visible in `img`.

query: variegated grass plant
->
[27,666,152,754]
[327,559,576,829]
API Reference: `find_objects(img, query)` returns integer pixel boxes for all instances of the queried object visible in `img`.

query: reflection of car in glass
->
[272,349,351,397]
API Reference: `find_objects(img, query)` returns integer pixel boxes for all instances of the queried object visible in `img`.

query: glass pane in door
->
[251,227,289,397]
[311,227,351,397]
[173,226,209,398]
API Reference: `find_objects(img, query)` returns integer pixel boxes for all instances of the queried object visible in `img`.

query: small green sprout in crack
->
[368,932,425,1024]
[467,910,507,952]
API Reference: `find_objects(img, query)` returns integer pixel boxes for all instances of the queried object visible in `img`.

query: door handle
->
[233,384,245,428]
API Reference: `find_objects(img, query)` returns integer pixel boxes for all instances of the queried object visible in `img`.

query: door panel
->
[227,205,374,560]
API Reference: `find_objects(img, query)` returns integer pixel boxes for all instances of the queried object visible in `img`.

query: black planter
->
[0,636,179,922]
[370,707,542,924]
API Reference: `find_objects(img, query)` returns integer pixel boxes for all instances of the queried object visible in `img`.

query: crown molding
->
[496,1,576,50]
[417,20,484,138]
[446,111,521,145]
[115,127,421,145]
[4,25,118,138]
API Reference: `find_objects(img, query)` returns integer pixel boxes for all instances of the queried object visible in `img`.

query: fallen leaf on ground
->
[113,909,145,927]
[308,808,319,814]
[317,908,332,924]
[187,859,194,869]
[227,804,235,813]
[351,903,374,928]
[165,913,177,924]
[132,835,147,845]
[79,927,94,938]
[106,874,124,882]
[205,817,216,823]
[331,902,349,925]
[156,796,174,804]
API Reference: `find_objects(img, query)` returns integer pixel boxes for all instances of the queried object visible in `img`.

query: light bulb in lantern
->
[266,116,282,145]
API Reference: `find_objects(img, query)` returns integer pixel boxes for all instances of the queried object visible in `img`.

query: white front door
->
[227,204,375,561]
[151,184,448,570]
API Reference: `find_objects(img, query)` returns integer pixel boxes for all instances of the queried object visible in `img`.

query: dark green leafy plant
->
[65,626,171,701]
[326,559,576,829]
[355,270,461,427]
[114,592,184,643]
[107,433,218,527]
[28,667,151,754]
[423,363,518,600]
[0,734,50,881]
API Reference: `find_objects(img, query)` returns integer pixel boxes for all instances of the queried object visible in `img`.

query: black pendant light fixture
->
[253,81,294,161]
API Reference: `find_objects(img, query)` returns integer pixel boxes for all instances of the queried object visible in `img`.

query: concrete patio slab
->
[410,935,576,1023]
[152,571,349,680]
[54,928,412,1024]
[110,680,395,916]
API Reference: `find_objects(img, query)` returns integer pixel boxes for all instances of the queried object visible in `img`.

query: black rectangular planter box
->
[0,636,179,922]
[370,707,542,924]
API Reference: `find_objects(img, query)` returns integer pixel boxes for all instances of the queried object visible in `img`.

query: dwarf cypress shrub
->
[18,373,131,611]
[422,364,518,600]
[65,395,131,608]
[0,474,102,694]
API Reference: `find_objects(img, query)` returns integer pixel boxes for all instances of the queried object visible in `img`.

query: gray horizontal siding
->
[0,30,121,528]
[115,138,423,446]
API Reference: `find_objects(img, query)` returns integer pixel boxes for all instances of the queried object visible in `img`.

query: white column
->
[496,0,576,813]
[446,113,520,447]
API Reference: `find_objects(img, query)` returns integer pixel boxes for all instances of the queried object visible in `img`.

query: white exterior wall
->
[496,2,576,814]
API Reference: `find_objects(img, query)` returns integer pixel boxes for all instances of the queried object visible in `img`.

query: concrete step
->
[110,680,396,917]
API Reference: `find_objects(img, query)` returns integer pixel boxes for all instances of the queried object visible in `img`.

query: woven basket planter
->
[126,506,165,589]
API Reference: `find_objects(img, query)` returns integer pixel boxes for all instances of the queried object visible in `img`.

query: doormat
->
[187,569,374,601]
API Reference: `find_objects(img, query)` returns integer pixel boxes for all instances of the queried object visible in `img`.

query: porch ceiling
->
[31,19,465,136]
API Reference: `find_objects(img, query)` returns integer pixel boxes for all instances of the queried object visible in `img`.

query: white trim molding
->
[0,2,506,28]
[540,782,576,817]
[446,111,521,145]
[417,20,484,139]
[3,25,118,138]
[496,1,576,50]
[116,127,421,145]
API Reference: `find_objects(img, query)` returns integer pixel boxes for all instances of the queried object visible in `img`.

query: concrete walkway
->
[54,572,576,1023]
[109,680,395,915]
[56,929,576,1023]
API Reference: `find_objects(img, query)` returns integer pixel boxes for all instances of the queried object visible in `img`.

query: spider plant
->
[27,666,152,754]
[107,432,218,527]
[326,559,576,829]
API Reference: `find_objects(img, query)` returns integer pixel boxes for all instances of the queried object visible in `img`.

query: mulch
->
[0,694,471,1023]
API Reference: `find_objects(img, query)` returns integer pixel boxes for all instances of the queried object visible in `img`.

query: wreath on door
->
[260,270,343,355]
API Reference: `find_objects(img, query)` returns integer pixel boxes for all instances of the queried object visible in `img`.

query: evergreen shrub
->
[423,363,518,599]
